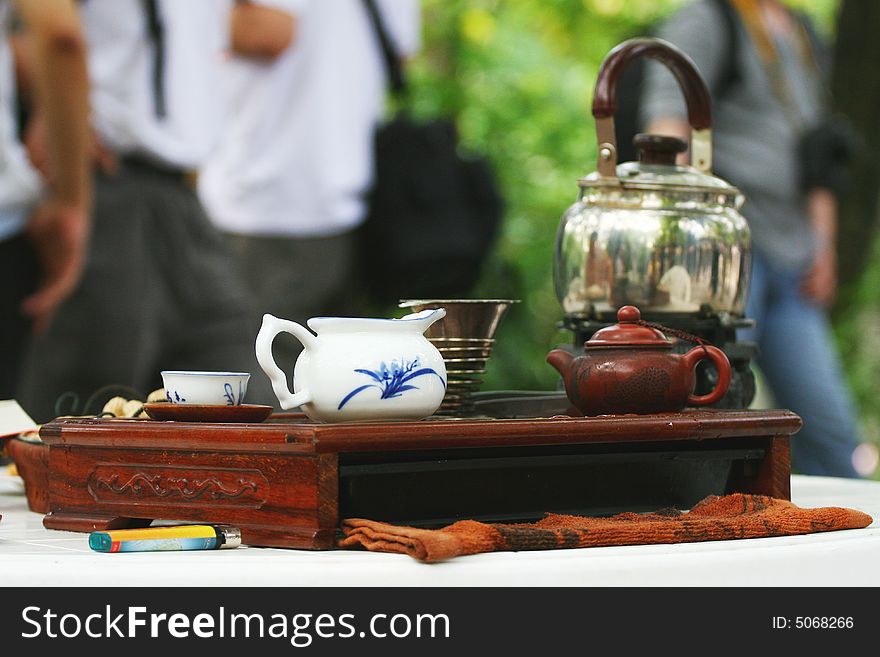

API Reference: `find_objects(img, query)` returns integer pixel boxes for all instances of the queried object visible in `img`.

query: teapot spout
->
[546,348,575,376]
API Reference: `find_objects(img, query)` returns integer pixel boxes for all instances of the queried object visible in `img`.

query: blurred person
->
[16,0,257,420]
[0,0,90,400]
[641,0,862,477]
[198,0,420,388]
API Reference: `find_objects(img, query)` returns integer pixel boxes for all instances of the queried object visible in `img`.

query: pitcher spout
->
[399,308,447,333]
[546,348,575,376]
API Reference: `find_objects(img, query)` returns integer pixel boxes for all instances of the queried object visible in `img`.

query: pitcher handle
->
[684,345,731,406]
[255,314,316,410]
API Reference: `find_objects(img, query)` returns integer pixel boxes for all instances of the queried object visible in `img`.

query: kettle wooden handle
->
[592,37,713,176]
[684,345,731,406]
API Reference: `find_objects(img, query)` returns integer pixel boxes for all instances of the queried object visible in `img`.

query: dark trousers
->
[223,229,360,405]
[17,162,256,422]
[0,232,38,399]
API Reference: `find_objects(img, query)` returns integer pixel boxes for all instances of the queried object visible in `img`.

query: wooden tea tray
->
[39,409,801,549]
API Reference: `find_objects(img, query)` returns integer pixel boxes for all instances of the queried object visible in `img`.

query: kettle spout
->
[546,348,575,376]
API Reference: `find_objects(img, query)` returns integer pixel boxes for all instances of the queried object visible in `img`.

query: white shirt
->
[0,4,42,239]
[81,0,231,170]
[199,0,420,238]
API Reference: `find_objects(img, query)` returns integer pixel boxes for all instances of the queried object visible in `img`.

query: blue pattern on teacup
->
[166,390,187,403]
[223,381,245,405]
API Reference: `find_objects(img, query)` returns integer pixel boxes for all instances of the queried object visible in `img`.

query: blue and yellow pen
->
[88,525,241,553]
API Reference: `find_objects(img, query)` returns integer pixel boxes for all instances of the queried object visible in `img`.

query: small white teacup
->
[161,371,251,406]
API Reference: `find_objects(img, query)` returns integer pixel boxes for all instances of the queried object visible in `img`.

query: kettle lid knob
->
[634,133,687,166]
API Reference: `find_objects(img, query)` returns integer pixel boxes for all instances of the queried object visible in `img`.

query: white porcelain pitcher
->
[255,309,448,422]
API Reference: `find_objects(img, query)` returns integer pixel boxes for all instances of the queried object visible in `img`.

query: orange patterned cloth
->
[339,494,873,562]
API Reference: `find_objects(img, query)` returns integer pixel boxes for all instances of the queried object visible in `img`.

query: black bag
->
[798,115,861,196]
[360,0,503,303]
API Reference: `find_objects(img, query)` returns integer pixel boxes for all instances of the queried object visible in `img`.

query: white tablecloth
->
[1,473,877,586]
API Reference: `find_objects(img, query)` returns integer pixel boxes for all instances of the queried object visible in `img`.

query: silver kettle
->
[554,37,751,320]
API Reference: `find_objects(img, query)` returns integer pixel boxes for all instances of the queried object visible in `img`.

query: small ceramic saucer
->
[143,403,273,423]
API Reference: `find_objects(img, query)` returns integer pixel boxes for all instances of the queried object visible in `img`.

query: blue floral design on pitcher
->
[337,358,445,410]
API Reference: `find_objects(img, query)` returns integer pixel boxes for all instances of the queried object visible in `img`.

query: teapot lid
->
[587,306,671,348]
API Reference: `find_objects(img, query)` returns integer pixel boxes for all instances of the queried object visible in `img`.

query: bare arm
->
[230,1,296,60]
[9,31,34,107]
[13,0,91,331]
[801,187,838,307]
[14,0,89,208]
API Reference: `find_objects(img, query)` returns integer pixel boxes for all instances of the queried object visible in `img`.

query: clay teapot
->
[547,306,731,415]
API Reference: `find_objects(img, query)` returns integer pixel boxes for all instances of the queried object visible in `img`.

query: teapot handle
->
[255,314,316,410]
[591,37,713,177]
[683,345,731,406]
